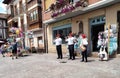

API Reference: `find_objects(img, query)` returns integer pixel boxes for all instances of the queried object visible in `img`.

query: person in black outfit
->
[54,34,63,59]
[66,33,75,60]
[12,39,18,60]
[80,34,88,62]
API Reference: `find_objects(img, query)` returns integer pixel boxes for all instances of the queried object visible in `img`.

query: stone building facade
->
[42,0,120,56]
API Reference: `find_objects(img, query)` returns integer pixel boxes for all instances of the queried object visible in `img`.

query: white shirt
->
[54,38,62,46]
[66,37,75,45]
[81,38,88,45]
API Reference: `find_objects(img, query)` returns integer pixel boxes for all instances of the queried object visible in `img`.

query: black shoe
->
[12,58,14,60]
[68,58,72,60]
[57,57,60,59]
[16,57,18,59]
[81,60,84,62]
[85,60,88,62]
[72,58,75,60]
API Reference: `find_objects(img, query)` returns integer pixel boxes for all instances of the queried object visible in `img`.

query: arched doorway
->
[79,21,83,33]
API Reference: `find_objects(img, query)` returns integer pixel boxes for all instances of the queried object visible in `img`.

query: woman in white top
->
[54,34,63,59]
[80,34,88,62]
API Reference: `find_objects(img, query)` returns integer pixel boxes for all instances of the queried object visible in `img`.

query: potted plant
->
[49,3,55,11]
[75,1,82,7]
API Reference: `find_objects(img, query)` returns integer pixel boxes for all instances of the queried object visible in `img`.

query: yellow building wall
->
[44,0,53,10]
[106,3,120,26]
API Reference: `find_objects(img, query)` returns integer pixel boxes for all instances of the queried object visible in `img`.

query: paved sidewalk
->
[0,53,120,78]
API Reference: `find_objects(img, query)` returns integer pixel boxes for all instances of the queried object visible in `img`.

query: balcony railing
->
[49,0,88,18]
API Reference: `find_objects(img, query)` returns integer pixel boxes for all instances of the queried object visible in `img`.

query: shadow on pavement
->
[87,59,95,62]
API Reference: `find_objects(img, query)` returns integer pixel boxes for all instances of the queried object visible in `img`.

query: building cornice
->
[28,28,43,32]
[3,0,12,4]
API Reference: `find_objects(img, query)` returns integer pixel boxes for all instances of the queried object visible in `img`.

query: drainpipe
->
[44,24,48,53]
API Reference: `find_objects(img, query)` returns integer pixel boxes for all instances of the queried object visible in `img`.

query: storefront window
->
[52,24,71,44]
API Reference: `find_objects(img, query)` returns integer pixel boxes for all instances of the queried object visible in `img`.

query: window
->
[30,12,33,21]
[69,0,79,3]
[52,24,71,44]
[73,0,79,3]
[33,11,36,20]
[29,10,38,22]
[90,16,105,25]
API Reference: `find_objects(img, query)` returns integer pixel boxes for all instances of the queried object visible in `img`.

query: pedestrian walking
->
[11,39,18,60]
[54,34,63,59]
[0,44,6,57]
[80,34,88,62]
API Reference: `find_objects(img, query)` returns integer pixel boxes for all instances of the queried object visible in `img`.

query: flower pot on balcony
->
[51,11,59,17]
[68,5,75,11]
[82,1,88,7]
[50,3,55,11]
[61,6,70,13]
[75,1,82,7]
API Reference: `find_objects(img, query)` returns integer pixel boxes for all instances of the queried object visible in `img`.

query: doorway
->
[90,16,105,52]
[117,11,120,54]
[91,24,104,51]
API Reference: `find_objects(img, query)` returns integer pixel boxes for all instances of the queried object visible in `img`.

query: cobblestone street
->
[0,53,120,78]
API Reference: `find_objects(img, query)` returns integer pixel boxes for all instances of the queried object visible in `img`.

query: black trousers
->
[68,44,75,59]
[81,45,87,62]
[56,45,63,59]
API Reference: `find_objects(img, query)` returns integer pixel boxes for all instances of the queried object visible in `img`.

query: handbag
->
[80,45,86,52]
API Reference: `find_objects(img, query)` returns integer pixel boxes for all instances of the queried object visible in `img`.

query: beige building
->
[27,0,43,49]
[3,0,27,48]
[3,0,43,50]
[42,0,120,56]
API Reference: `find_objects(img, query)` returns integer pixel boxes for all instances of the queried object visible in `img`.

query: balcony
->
[43,0,120,24]
[49,0,88,18]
